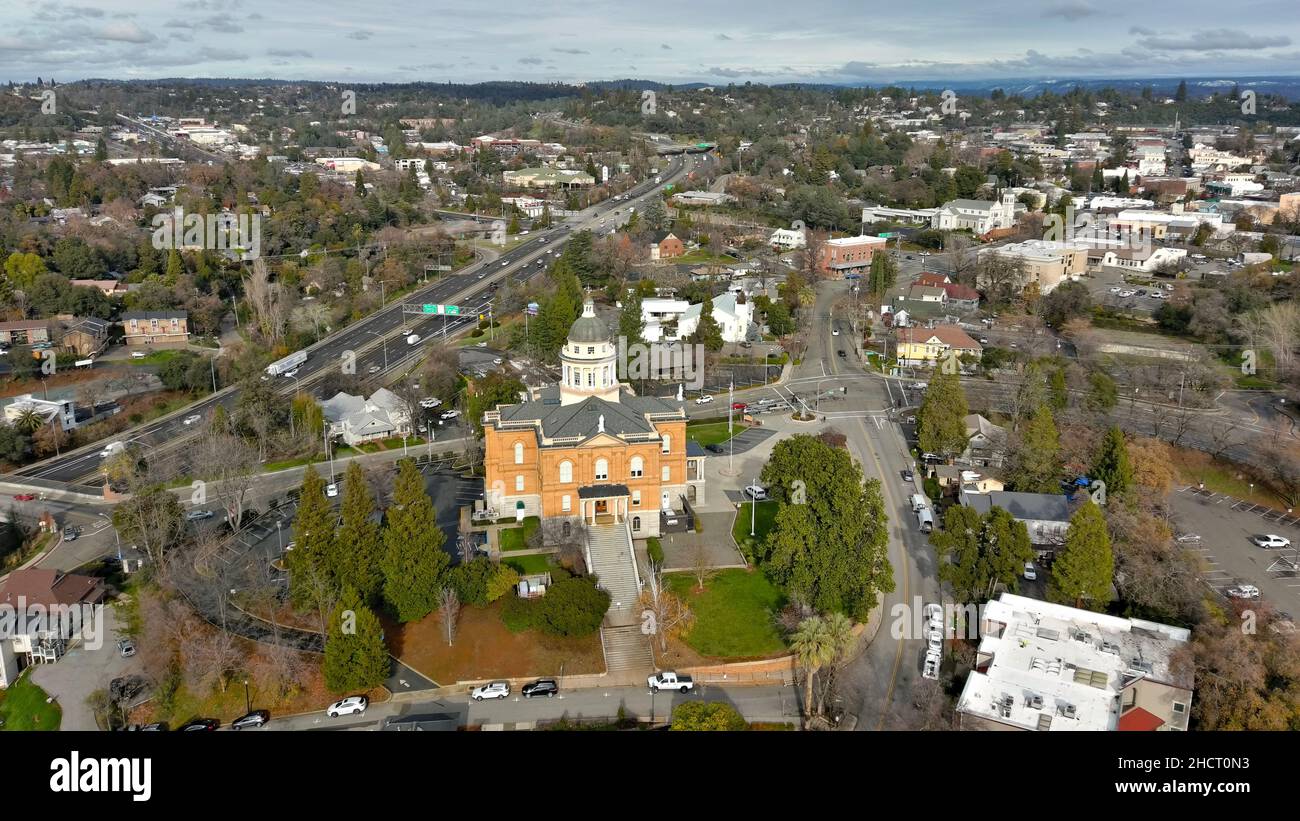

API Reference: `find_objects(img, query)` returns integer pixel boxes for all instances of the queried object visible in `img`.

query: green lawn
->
[0,670,62,731]
[732,500,778,559]
[125,349,184,366]
[500,516,540,551]
[686,420,747,447]
[666,569,787,658]
[504,553,552,575]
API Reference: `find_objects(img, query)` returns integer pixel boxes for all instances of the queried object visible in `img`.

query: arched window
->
[629,456,644,478]
[661,434,671,454]
[559,461,573,483]
[514,442,524,464]
[632,516,641,531]
[515,474,525,491]
[595,458,609,481]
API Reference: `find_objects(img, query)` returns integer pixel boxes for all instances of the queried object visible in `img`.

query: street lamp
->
[243,679,251,714]
[365,328,389,373]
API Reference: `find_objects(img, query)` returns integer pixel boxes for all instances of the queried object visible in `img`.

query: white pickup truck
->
[647,671,694,693]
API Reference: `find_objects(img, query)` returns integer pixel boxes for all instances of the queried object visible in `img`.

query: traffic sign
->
[421,304,461,315]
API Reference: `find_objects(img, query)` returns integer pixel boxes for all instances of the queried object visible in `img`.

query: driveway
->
[30,604,137,731]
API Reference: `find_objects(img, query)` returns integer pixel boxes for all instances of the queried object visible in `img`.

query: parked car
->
[231,710,270,730]
[921,452,940,463]
[743,484,768,501]
[1227,585,1261,600]
[440,409,460,420]
[1023,562,1037,581]
[177,718,220,731]
[117,638,136,658]
[138,722,167,731]
[647,671,694,693]
[1252,534,1291,549]
[1108,286,1122,294]
[492,357,503,365]
[186,509,214,521]
[694,394,715,404]
[63,526,81,541]
[12,493,35,502]
[901,469,914,482]
[831,328,840,336]
[326,483,339,498]
[705,443,724,454]
[522,679,559,699]
[926,629,943,654]
[923,603,944,634]
[922,650,941,680]
[131,350,147,359]
[368,364,381,374]
[326,696,368,717]
[471,681,511,701]
[183,414,203,426]
[419,397,442,409]
[731,402,747,410]
[837,350,847,358]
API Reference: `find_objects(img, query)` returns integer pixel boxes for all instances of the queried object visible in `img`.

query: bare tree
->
[690,542,715,592]
[1207,418,1244,460]
[245,257,287,346]
[195,428,259,528]
[438,586,461,646]
[638,567,695,653]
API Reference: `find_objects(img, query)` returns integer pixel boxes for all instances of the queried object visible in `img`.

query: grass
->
[1170,448,1289,509]
[504,553,552,575]
[732,500,778,559]
[665,569,787,658]
[499,516,540,552]
[686,420,748,447]
[0,669,62,731]
[125,349,184,366]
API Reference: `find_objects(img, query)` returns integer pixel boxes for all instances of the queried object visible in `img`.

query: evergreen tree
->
[1049,502,1114,610]
[618,289,645,348]
[689,293,724,352]
[323,587,390,693]
[1006,405,1061,493]
[1175,80,1187,102]
[867,249,897,298]
[333,462,383,602]
[1090,426,1132,500]
[94,137,107,162]
[917,369,969,459]
[354,169,366,195]
[287,466,338,608]
[1048,367,1068,412]
[164,249,184,284]
[381,460,450,622]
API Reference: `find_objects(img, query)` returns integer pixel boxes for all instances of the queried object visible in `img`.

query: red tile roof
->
[1117,706,1166,731]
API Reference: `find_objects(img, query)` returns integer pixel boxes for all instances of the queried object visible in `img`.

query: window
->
[661,434,671,454]
[561,495,571,512]
[514,442,524,464]
[559,461,573,483]
[595,459,608,481]
[515,474,524,492]
[1172,702,1186,714]
[632,490,641,506]
[632,516,641,531]
[662,466,670,482]
[587,346,595,354]
[630,456,643,478]
[587,371,594,387]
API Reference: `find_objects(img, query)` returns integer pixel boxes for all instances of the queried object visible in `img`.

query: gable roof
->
[897,324,981,351]
[964,491,1071,523]
[0,568,104,609]
[495,387,682,441]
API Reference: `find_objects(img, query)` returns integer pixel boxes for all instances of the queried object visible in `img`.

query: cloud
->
[94,22,154,43]
[661,44,671,50]
[1129,26,1156,36]
[716,33,732,41]
[268,48,312,58]
[1138,28,1291,51]
[518,56,543,65]
[1043,1,1097,20]
[552,48,588,55]
[197,46,248,61]
[203,16,244,33]
[346,30,372,41]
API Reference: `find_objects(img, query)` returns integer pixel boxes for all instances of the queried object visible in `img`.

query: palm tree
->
[790,615,837,720]
[13,407,45,434]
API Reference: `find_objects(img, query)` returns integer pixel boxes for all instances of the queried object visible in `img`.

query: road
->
[7,155,696,488]
[260,683,796,731]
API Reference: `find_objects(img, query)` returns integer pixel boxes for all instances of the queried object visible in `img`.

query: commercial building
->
[956,593,1193,731]
[818,235,887,277]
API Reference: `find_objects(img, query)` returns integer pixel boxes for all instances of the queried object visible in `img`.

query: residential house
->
[956,593,1193,731]
[769,228,806,250]
[321,388,412,446]
[640,292,753,344]
[121,311,189,347]
[895,325,982,367]
[649,231,685,261]
[60,316,111,358]
[963,413,1007,467]
[915,272,952,289]
[0,568,106,688]
[931,191,1019,234]
[908,284,947,303]
[70,279,128,297]
[0,320,50,347]
[3,394,77,431]
[943,282,981,311]
[960,489,1072,550]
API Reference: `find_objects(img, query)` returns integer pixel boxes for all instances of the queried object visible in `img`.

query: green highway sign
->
[878,232,899,238]
[421,304,461,315]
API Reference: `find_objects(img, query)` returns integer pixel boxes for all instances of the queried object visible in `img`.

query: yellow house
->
[895,325,982,367]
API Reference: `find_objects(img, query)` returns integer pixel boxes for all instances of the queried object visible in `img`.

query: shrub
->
[450,557,495,606]
[647,537,664,567]
[500,595,537,632]
[486,564,521,602]
[535,577,609,636]
[923,477,941,501]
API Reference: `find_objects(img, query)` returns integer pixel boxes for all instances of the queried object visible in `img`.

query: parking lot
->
[1172,486,1300,617]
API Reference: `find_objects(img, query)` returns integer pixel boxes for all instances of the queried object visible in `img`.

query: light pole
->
[750,478,757,537]
[243,679,251,714]
[276,520,282,554]
[366,329,389,373]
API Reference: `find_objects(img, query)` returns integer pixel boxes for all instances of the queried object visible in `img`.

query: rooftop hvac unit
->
[1028,694,1044,710]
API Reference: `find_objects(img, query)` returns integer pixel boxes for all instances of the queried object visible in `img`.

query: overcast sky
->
[3,0,1299,85]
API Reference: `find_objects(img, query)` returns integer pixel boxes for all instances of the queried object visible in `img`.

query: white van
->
[99,441,125,459]
[406,333,421,346]
[910,493,929,513]
[916,506,934,534]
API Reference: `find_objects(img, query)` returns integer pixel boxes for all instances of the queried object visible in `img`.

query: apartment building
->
[121,311,190,347]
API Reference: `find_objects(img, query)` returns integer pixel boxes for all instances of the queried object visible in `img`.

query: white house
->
[321,388,412,446]
[640,293,754,344]
[3,394,77,432]
[769,228,806,250]
[931,191,1019,234]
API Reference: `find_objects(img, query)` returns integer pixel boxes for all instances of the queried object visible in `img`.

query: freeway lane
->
[8,155,691,486]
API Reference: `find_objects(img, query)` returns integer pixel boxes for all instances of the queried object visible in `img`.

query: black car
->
[901,469,914,482]
[704,443,724,454]
[137,722,168,731]
[177,718,220,731]
[63,526,80,541]
[837,350,847,358]
[522,679,559,699]
[231,710,270,730]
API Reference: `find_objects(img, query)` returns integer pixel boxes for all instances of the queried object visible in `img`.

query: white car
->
[1252,534,1291,549]
[440,409,460,420]
[923,603,944,634]
[282,368,299,379]
[326,696,368,717]
[131,350,147,359]
[831,328,840,336]
[926,629,943,654]
[419,397,442,409]
[1108,286,1122,294]
[493,357,503,365]
[743,485,768,501]
[182,414,202,426]
[1023,562,1037,581]
[1227,585,1261,600]
[922,650,941,680]
[326,483,339,498]
[695,395,715,404]
[471,681,510,701]
[501,261,508,266]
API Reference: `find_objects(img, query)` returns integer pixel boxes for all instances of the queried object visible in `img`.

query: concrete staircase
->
[601,624,655,673]
[586,522,642,626]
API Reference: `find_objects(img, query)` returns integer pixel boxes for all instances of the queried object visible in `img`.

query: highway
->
[6,153,698,488]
